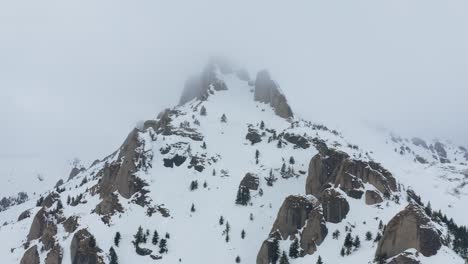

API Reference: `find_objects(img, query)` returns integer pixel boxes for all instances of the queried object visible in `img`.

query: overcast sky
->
[1,0,467,185]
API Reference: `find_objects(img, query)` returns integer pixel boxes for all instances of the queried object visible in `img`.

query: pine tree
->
[203,181,207,188]
[114,232,121,247]
[255,150,260,164]
[109,247,118,264]
[249,213,254,221]
[279,251,290,264]
[344,233,353,252]
[265,169,278,187]
[316,255,323,264]
[235,186,251,205]
[289,156,295,165]
[134,226,144,245]
[281,163,286,174]
[165,232,170,239]
[241,229,246,239]
[374,232,382,242]
[270,239,280,264]
[340,248,345,257]
[425,202,433,217]
[152,230,159,245]
[200,106,207,116]
[201,142,207,149]
[277,140,283,148]
[235,256,241,263]
[191,203,196,212]
[159,239,168,254]
[219,216,224,225]
[260,121,265,129]
[378,220,384,230]
[259,188,264,196]
[289,238,299,258]
[365,231,372,241]
[221,114,227,123]
[213,169,216,176]
[353,235,361,249]
[67,195,71,205]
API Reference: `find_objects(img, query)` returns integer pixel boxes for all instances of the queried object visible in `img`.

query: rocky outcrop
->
[70,229,103,264]
[246,128,262,145]
[411,138,429,149]
[41,192,60,208]
[434,142,449,163]
[96,128,152,216]
[375,203,442,260]
[27,208,47,241]
[254,70,293,119]
[306,147,397,201]
[20,245,39,264]
[258,195,327,261]
[68,167,85,181]
[240,173,259,191]
[320,188,349,223]
[63,216,79,233]
[283,133,310,149]
[18,209,31,221]
[365,190,384,205]
[45,245,63,264]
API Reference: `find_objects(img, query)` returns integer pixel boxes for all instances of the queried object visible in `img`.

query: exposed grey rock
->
[94,193,123,224]
[63,216,79,233]
[246,128,262,145]
[68,167,85,181]
[54,179,64,188]
[254,70,293,119]
[283,133,310,149]
[411,138,429,149]
[27,208,47,241]
[320,188,349,223]
[18,209,31,221]
[45,245,63,264]
[365,190,384,205]
[306,148,397,201]
[240,173,259,191]
[41,192,60,208]
[266,195,327,256]
[376,203,442,259]
[20,245,39,264]
[70,229,103,264]
[434,142,449,163]
[163,154,187,168]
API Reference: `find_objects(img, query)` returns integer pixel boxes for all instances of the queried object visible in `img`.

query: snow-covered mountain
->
[1,58,467,264]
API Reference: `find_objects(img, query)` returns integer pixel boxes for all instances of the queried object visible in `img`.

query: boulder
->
[45,245,63,264]
[365,190,383,205]
[240,173,259,191]
[320,188,349,223]
[254,70,293,119]
[20,245,39,264]
[375,204,442,260]
[94,193,123,224]
[70,229,103,264]
[41,192,60,208]
[163,154,187,168]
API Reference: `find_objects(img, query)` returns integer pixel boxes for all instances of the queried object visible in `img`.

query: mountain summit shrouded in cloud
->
[2,59,467,264]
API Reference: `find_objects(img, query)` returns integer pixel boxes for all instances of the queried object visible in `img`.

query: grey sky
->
[1,0,467,183]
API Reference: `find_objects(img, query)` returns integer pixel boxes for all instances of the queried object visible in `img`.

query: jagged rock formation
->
[254,70,293,119]
[239,173,259,191]
[68,167,85,181]
[375,203,442,260]
[70,229,103,264]
[41,192,60,208]
[18,209,31,221]
[27,208,48,241]
[434,142,449,163]
[257,195,327,263]
[320,188,349,223]
[20,245,39,264]
[63,216,79,233]
[306,147,397,200]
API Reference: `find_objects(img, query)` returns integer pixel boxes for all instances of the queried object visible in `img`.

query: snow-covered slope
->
[1,59,467,264]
